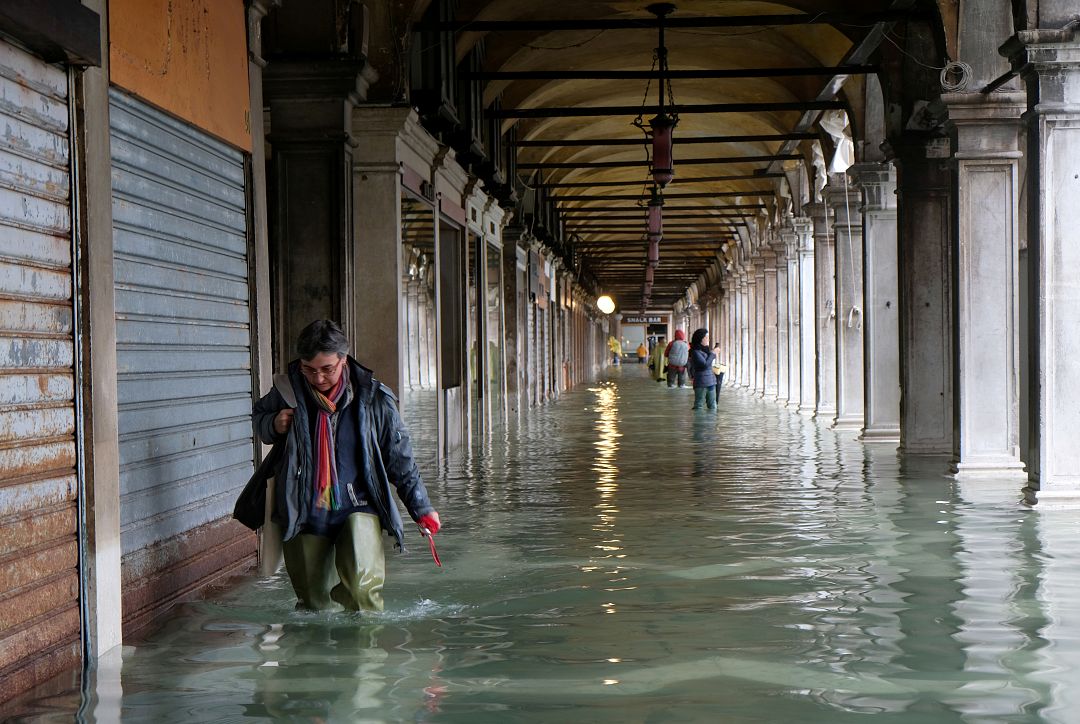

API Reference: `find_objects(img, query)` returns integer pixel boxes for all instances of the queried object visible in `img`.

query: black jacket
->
[252,357,434,551]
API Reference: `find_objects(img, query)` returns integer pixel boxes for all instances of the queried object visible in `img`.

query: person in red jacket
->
[664,329,690,388]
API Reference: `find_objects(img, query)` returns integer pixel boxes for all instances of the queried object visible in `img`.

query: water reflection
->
[10,364,1080,723]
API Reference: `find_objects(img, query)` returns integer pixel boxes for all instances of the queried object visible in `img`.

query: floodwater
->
[10,365,1080,722]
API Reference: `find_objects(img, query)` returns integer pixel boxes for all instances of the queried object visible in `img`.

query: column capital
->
[943,92,1026,158]
[793,216,814,252]
[1001,27,1080,112]
[847,162,896,212]
[804,201,834,241]
[824,183,862,228]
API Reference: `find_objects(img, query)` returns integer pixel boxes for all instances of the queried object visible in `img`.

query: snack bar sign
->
[622,315,667,324]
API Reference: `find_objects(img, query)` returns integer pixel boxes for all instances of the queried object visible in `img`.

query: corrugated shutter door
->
[0,40,80,696]
[109,88,254,560]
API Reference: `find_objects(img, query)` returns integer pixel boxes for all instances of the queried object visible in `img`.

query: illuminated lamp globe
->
[597,295,616,314]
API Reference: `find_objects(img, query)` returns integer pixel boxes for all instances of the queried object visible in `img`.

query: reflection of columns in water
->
[890,464,965,712]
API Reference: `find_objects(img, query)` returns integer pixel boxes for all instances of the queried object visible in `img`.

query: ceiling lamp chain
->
[632,3,679,189]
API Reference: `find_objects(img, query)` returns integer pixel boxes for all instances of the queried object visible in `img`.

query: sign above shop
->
[622,315,668,324]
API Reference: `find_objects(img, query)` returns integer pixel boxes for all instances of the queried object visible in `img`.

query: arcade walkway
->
[10,366,1080,722]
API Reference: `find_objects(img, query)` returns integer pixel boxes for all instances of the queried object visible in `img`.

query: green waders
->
[282,512,386,611]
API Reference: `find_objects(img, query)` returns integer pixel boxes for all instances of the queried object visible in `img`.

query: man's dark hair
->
[296,319,349,360]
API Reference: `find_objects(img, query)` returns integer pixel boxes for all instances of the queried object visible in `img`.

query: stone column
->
[808,202,837,418]
[783,230,800,406]
[352,107,438,397]
[895,138,954,455]
[742,269,754,388]
[851,162,901,443]
[754,261,767,394]
[502,230,524,416]
[1004,30,1080,503]
[739,271,750,387]
[775,245,791,402]
[762,250,780,398]
[265,60,370,369]
[828,178,866,431]
[795,218,818,415]
[942,91,1027,478]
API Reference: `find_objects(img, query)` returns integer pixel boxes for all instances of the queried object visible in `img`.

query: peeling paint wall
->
[0,38,80,704]
[109,0,251,152]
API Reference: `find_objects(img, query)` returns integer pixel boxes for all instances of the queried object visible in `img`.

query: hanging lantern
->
[647,188,663,241]
[650,113,675,187]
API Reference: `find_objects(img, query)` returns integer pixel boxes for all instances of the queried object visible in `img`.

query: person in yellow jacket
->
[649,336,667,382]
[636,341,648,364]
[607,335,621,365]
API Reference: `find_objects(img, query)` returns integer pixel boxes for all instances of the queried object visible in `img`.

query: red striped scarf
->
[308,373,347,510]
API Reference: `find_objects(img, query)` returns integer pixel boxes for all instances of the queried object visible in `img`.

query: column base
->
[860,426,900,443]
[813,406,837,421]
[950,458,1027,480]
[1023,485,1080,508]
[797,403,816,416]
[831,415,864,431]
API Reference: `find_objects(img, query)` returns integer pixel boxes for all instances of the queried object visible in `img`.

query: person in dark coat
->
[687,327,718,410]
[252,320,440,611]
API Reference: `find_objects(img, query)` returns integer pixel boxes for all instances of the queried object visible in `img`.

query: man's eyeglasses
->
[300,358,344,379]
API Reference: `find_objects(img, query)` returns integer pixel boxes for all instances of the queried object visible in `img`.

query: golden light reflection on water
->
[585,384,624,595]
[591,383,621,525]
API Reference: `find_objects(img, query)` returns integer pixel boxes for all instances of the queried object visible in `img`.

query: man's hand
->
[273,408,294,435]
[418,511,441,536]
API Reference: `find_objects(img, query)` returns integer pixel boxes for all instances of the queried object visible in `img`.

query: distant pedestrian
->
[636,342,648,364]
[665,329,690,388]
[687,328,718,410]
[608,335,621,365]
[649,336,667,382]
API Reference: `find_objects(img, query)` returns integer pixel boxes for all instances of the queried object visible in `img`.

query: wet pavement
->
[9,364,1080,722]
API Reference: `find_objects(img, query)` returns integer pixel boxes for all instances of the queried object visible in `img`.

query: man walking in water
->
[253,319,440,611]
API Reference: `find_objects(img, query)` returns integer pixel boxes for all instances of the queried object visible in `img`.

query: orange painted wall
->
[109,0,251,152]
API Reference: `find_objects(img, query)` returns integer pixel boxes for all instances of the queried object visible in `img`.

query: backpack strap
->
[273,373,297,408]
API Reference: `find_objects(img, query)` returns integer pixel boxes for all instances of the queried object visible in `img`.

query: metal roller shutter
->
[0,39,80,699]
[108,89,254,588]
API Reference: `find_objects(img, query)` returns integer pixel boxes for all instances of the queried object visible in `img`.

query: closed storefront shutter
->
[0,39,80,699]
[108,88,254,621]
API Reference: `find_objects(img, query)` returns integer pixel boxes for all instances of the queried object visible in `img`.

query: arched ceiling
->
[437,0,912,311]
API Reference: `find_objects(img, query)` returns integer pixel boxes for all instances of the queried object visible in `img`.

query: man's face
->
[300,353,345,393]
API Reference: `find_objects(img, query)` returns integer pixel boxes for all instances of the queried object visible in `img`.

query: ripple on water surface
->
[8,366,1080,723]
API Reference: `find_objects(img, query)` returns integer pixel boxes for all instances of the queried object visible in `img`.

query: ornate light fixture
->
[634,3,678,188]
[597,295,616,314]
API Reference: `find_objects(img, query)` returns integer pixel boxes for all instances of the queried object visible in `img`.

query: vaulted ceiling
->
[435,1,919,310]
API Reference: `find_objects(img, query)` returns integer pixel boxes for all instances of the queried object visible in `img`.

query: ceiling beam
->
[488,100,844,119]
[766,0,915,175]
[523,155,798,170]
[555,191,770,201]
[534,173,782,187]
[466,66,878,81]
[515,135,814,148]
[423,11,917,32]
[559,204,766,211]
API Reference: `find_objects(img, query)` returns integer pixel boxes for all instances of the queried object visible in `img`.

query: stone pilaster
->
[795,218,817,415]
[828,179,865,430]
[808,202,837,418]
[762,250,780,398]
[753,261,767,394]
[943,91,1027,478]
[850,162,901,443]
[774,244,790,402]
[1003,29,1080,503]
[895,137,954,455]
[782,230,800,406]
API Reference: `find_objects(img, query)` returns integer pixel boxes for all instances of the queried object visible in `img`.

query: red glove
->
[418,511,441,536]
